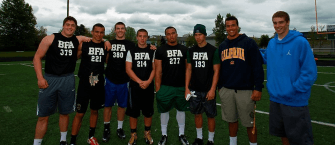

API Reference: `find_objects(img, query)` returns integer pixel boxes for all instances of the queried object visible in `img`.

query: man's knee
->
[37,116,49,123]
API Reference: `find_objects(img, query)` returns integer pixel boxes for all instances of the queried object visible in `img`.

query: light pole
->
[67,0,69,16]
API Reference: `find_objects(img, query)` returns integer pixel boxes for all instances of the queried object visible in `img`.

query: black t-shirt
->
[78,41,107,78]
[187,43,220,92]
[105,39,135,84]
[45,33,79,75]
[126,45,155,87]
[155,44,187,87]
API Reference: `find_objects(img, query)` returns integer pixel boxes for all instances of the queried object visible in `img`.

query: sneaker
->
[206,140,214,145]
[128,132,137,145]
[179,135,189,145]
[102,129,110,142]
[60,141,68,145]
[117,128,126,139]
[192,138,203,145]
[144,130,153,144]
[87,137,99,145]
[158,135,167,145]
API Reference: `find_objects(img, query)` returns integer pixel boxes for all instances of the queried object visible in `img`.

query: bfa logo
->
[286,50,291,55]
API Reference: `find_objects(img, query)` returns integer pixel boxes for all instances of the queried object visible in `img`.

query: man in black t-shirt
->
[33,16,90,145]
[125,29,155,145]
[185,24,220,145]
[69,23,107,145]
[155,26,189,145]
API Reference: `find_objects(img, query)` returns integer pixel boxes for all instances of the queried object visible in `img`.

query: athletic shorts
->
[126,84,154,118]
[219,87,254,127]
[76,76,105,113]
[189,90,217,118]
[269,101,314,145]
[156,85,189,113]
[37,73,76,117]
[104,78,128,108]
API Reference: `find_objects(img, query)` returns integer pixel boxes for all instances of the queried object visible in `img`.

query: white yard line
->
[215,103,335,128]
[3,106,12,112]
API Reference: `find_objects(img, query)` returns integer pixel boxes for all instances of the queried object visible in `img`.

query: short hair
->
[137,29,148,36]
[225,16,239,26]
[92,23,105,31]
[272,11,290,22]
[114,22,126,30]
[63,16,77,26]
[165,26,177,35]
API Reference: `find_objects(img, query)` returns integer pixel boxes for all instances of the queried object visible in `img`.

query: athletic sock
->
[230,136,237,145]
[104,122,110,131]
[145,126,151,131]
[196,128,202,139]
[89,127,96,138]
[117,120,123,129]
[33,139,42,145]
[176,110,185,136]
[250,142,257,145]
[60,131,67,142]
[160,112,169,136]
[70,135,77,144]
[131,128,137,133]
[208,131,215,142]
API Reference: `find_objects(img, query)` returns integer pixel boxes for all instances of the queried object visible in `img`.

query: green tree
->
[212,13,226,47]
[34,26,47,50]
[0,0,37,51]
[75,24,90,36]
[185,33,196,48]
[125,26,136,42]
[259,34,270,48]
[308,25,316,48]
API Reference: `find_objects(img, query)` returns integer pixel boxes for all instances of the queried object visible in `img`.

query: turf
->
[0,61,334,144]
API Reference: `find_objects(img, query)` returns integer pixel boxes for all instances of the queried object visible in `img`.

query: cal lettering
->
[134,52,150,60]
[167,50,183,57]
[111,44,126,51]
[193,52,208,60]
[221,47,245,61]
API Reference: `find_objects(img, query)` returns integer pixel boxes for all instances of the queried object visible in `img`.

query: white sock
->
[33,139,42,145]
[117,120,123,129]
[60,131,67,142]
[250,142,257,145]
[104,121,110,124]
[208,131,215,142]
[230,136,237,145]
[176,110,185,136]
[160,112,169,136]
[196,128,202,139]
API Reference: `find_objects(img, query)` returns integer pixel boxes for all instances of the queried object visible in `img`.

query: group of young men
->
[33,10,317,145]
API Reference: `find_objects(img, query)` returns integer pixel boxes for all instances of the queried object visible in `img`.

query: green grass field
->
[0,61,334,145]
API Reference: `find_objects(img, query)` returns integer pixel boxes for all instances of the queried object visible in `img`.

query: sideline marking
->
[324,82,335,93]
[0,74,5,75]
[3,106,12,112]
[263,80,335,88]
[215,103,335,128]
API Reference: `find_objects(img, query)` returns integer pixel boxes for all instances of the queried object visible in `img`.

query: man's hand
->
[38,78,49,89]
[104,41,111,50]
[150,44,157,50]
[251,90,262,101]
[155,85,160,92]
[206,89,215,101]
[185,88,191,99]
[140,80,151,89]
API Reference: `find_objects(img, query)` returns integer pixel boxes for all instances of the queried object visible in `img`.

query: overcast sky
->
[2,0,334,38]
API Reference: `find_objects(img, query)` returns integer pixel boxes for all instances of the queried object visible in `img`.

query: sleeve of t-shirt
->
[126,50,132,62]
[152,50,156,62]
[186,50,191,63]
[213,49,220,64]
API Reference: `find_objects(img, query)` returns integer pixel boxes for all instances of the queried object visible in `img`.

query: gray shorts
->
[269,101,314,145]
[37,73,76,117]
[219,87,254,127]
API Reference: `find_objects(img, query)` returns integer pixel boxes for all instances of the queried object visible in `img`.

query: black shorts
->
[126,84,154,118]
[269,101,314,145]
[76,76,105,113]
[189,90,217,118]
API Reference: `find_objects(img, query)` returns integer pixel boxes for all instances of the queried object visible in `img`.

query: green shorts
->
[219,87,254,127]
[156,85,189,113]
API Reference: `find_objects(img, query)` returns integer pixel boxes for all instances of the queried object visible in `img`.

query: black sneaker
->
[179,135,189,145]
[192,138,203,145]
[60,141,68,145]
[117,128,126,139]
[158,135,167,145]
[206,140,214,145]
[102,129,111,142]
